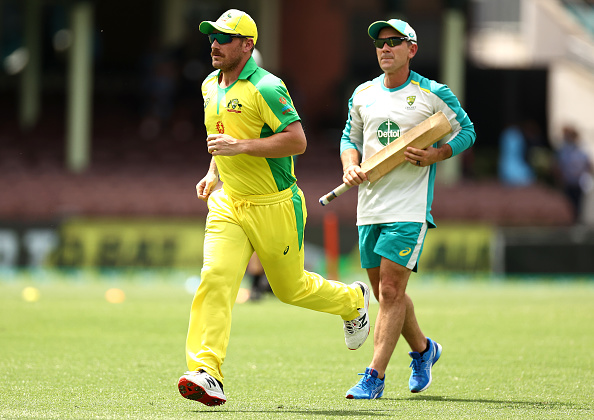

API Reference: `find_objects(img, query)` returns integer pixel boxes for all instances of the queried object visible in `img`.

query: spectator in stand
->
[555,125,593,223]
[498,121,536,187]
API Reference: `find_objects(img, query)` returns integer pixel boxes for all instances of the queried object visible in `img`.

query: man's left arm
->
[404,142,453,167]
[405,84,476,167]
[433,83,476,158]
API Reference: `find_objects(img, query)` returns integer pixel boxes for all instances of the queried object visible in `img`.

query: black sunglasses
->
[208,33,252,45]
[373,36,410,48]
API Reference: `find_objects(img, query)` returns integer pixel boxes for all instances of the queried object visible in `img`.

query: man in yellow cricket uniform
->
[177,9,371,406]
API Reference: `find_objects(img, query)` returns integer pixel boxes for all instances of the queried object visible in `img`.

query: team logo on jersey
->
[377,119,401,146]
[279,97,294,115]
[406,95,417,110]
[216,121,224,133]
[226,99,243,113]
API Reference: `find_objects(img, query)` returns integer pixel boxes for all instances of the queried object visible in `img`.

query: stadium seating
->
[0,103,574,226]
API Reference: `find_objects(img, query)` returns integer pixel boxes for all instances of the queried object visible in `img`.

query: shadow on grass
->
[192,409,394,417]
[191,396,589,417]
[402,394,587,410]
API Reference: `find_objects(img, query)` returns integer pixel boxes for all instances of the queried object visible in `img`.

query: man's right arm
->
[341,148,367,187]
[340,88,366,187]
[196,158,219,202]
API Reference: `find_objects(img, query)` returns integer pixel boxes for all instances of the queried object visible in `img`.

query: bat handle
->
[319,183,352,206]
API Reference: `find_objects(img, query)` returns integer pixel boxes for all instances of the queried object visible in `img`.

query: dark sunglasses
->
[208,33,252,45]
[373,36,410,48]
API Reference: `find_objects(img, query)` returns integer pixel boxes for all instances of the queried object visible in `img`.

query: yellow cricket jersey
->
[202,57,301,196]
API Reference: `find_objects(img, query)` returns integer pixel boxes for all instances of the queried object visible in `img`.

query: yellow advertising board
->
[421,224,494,272]
[48,218,206,268]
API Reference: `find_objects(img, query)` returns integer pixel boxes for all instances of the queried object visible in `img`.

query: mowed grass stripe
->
[0,275,592,419]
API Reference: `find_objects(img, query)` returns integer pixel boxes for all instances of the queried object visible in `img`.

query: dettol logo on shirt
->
[377,119,401,146]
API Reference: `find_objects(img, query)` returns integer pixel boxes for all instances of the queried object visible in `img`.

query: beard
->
[211,48,244,73]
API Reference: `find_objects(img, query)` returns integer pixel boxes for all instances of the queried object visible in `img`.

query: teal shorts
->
[358,222,428,271]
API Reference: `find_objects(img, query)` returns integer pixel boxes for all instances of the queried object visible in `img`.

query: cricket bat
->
[319,111,452,206]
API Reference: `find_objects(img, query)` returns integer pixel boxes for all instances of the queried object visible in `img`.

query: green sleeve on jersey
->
[259,109,297,191]
[248,70,300,191]
[250,70,300,133]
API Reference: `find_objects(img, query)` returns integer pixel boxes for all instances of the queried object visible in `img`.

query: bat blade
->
[319,111,452,206]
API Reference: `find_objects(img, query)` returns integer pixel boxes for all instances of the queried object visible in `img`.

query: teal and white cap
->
[368,18,417,44]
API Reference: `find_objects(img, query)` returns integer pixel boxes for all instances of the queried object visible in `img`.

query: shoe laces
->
[344,317,364,334]
[356,372,382,390]
[409,356,430,373]
[345,310,368,332]
[184,371,224,391]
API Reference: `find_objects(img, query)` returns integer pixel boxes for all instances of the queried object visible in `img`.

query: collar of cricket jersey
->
[238,56,259,79]
[380,70,414,92]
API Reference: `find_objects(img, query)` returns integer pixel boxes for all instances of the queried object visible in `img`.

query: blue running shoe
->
[408,337,442,393]
[345,368,385,399]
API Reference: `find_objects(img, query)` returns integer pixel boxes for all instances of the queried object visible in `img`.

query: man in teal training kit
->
[339,18,476,399]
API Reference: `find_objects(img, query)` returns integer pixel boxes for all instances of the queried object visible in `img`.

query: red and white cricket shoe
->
[178,370,226,406]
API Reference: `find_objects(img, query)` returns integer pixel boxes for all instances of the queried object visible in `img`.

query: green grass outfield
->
[0,270,593,419]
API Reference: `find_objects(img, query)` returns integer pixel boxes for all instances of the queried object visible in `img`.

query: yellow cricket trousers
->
[185,184,364,383]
